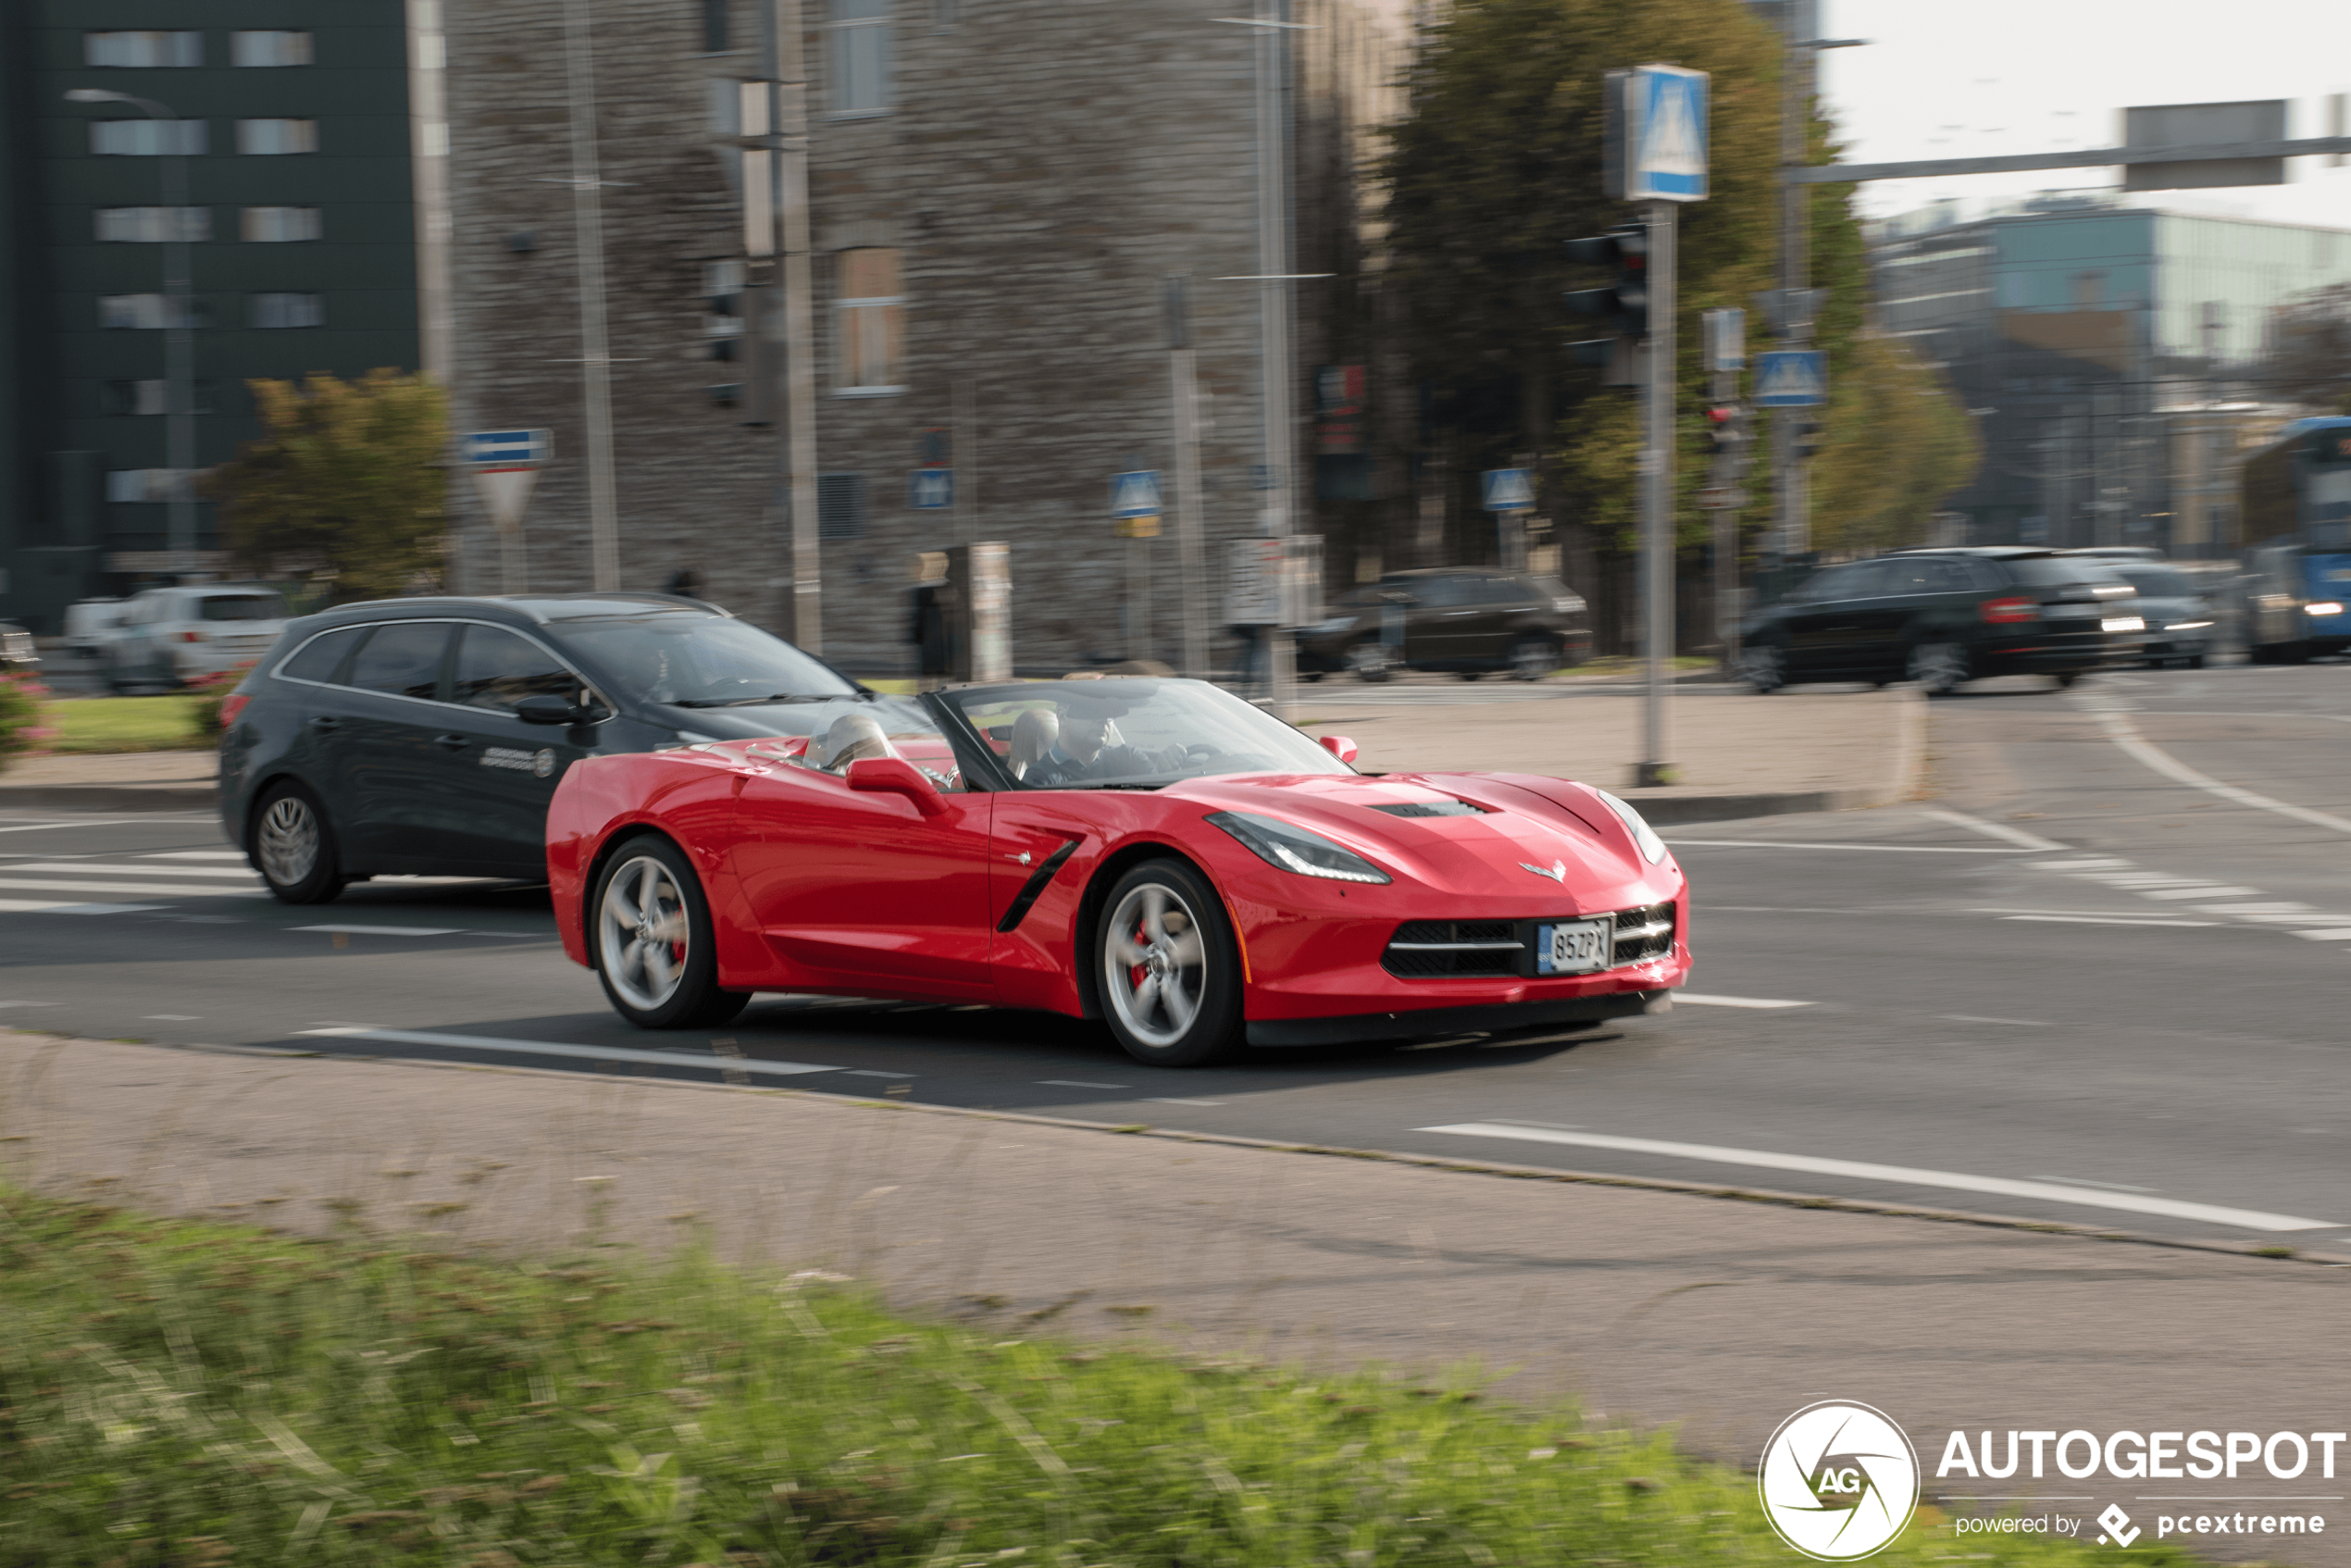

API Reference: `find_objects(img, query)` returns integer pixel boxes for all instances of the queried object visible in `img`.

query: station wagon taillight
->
[218,693,252,728]
[1980,596,2036,624]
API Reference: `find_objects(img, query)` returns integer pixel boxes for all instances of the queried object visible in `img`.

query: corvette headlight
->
[1204,811,1391,884]
[1592,789,1667,865]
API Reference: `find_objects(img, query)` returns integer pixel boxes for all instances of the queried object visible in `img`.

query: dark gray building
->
[1,0,432,631]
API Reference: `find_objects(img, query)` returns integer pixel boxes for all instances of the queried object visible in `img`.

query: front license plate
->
[1535,916,1612,975]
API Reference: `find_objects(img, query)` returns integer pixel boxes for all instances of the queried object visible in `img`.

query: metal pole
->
[774,0,822,652]
[1252,0,1298,719]
[1773,0,1814,563]
[952,376,976,548]
[157,109,195,579]
[560,0,620,592]
[1636,200,1677,789]
[1168,279,1209,679]
[1711,360,1739,671]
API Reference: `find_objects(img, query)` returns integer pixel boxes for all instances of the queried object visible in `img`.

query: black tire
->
[1906,641,1971,696]
[1094,857,1242,1067]
[591,835,749,1029]
[1509,635,1560,682]
[2186,653,2206,670]
[1459,669,1485,682]
[250,780,346,904]
[1300,670,1325,684]
[1740,642,1787,694]
[2053,671,2081,690]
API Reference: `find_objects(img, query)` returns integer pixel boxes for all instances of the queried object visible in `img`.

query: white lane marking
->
[1972,905,2220,918]
[2291,928,2351,941]
[12,862,258,879]
[2026,857,2133,871]
[143,1014,201,1021]
[2136,885,2263,900]
[1038,1079,1132,1089]
[296,1026,841,1077]
[1413,1122,2335,1232]
[1673,993,1814,1009]
[2205,911,2350,925]
[2003,915,2218,927]
[141,852,250,861]
[840,1068,919,1078]
[0,899,168,915]
[0,877,266,899]
[1917,807,2070,852]
[2096,710,2351,836]
[0,820,153,834]
[2033,1174,2159,1194]
[1940,1014,2051,1027]
[1145,1097,1225,1106]
[0,1000,61,1008]
[292,925,468,937]
[1664,839,2021,853]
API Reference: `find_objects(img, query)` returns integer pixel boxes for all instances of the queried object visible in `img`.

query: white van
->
[62,598,129,659]
[105,585,289,691]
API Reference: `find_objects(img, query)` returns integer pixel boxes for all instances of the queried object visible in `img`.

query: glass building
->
[1870,195,2351,557]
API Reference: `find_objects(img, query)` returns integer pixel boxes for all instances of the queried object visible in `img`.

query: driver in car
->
[1021,701,1185,788]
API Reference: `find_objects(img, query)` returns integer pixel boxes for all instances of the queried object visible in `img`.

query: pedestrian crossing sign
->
[1481,467,1536,512]
[1753,350,1829,407]
[1630,65,1709,203]
[1110,470,1163,518]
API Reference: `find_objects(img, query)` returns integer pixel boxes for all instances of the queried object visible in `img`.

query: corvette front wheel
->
[1097,859,1242,1067]
[592,836,749,1029]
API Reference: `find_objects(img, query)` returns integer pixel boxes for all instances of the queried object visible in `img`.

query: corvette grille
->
[1611,900,1676,966]
[1382,919,1519,977]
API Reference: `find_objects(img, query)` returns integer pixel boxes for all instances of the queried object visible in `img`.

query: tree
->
[205,370,449,603]
[1810,332,1983,556]
[2262,281,2351,415]
[1380,0,1978,637]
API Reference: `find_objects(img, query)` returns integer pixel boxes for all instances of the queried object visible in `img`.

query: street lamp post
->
[67,89,197,578]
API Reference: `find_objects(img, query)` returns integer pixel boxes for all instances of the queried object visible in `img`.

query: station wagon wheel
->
[251,780,345,904]
[1738,643,1786,694]
[1346,640,1396,682]
[592,836,748,1029]
[1510,635,1560,681]
[1097,859,1241,1067]
[1907,641,1970,696]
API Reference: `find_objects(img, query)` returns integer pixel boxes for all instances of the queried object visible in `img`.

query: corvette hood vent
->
[1367,800,1489,818]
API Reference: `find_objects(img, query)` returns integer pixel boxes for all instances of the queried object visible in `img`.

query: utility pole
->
[1700,308,1749,670]
[1772,2,1812,565]
[1636,197,1677,788]
[1166,275,1210,679]
[773,0,822,652]
[1252,0,1299,718]
[559,0,620,592]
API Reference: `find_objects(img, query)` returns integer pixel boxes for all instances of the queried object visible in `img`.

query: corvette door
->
[728,708,995,998]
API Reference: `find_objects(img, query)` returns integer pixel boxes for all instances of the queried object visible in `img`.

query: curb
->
[1623,687,1925,825]
[0,783,216,812]
[71,1032,2351,1276]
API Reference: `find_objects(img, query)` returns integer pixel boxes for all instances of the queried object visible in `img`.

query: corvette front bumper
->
[1247,988,1673,1046]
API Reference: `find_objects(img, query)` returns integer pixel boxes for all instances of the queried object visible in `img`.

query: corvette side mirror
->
[847,755,948,816]
[1319,734,1359,765]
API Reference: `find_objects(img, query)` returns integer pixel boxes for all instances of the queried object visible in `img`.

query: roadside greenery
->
[0,672,56,767]
[204,369,449,604]
[0,1188,2198,1568]
[42,695,211,754]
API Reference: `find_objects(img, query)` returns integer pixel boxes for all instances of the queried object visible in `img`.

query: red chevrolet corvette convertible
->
[547,677,1688,1066]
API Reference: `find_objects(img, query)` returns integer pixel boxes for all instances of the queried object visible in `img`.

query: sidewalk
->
[8,1033,2347,1564]
[0,686,1919,825]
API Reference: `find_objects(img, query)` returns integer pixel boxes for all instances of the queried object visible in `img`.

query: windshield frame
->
[924,678,1355,791]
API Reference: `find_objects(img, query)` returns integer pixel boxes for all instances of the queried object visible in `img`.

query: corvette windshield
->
[558,614,858,707]
[940,678,1352,789]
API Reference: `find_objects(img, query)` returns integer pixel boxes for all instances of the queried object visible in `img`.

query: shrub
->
[0,672,56,768]
[185,664,255,743]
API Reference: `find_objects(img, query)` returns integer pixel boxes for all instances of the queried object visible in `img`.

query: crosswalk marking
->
[12,862,259,880]
[0,900,168,915]
[0,877,268,899]
[140,851,251,861]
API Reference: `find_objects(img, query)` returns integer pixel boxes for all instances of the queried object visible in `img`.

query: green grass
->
[0,1188,2204,1567]
[43,695,210,754]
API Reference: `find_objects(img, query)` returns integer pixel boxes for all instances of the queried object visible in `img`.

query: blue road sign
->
[909,468,954,509]
[1111,470,1163,518]
[1481,468,1536,512]
[1752,351,1829,407]
[462,429,552,467]
[1630,66,1709,203]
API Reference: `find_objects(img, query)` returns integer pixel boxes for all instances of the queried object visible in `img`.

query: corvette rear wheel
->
[1097,859,1241,1067]
[593,836,748,1029]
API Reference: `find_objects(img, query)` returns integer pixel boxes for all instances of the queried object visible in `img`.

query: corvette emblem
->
[1520,859,1567,883]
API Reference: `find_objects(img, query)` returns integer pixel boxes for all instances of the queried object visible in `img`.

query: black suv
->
[1296,567,1594,682]
[1738,548,2140,695]
[219,593,870,902]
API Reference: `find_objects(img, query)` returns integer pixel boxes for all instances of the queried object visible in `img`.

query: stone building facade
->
[441,0,1408,674]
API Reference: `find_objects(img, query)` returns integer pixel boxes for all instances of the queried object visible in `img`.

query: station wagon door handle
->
[434,733,470,752]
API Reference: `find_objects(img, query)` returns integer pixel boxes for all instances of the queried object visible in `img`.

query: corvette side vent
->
[1610,900,1675,966]
[1382,919,1521,977]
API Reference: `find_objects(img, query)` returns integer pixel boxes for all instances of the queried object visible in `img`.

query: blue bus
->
[2238,417,2351,663]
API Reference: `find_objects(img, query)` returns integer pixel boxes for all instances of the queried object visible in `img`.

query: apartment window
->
[236,118,318,155]
[104,380,220,417]
[91,118,207,156]
[827,0,892,116]
[701,0,729,52]
[84,31,203,67]
[94,206,211,243]
[834,248,904,393]
[242,205,322,243]
[100,293,176,329]
[250,292,324,329]
[817,472,867,539]
[230,30,312,66]
[106,469,193,504]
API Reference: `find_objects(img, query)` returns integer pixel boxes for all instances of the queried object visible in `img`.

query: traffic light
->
[1705,403,1752,463]
[1562,223,1650,339]
[1795,419,1825,461]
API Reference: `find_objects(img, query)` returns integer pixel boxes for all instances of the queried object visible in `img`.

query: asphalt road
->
[8,660,2349,1249]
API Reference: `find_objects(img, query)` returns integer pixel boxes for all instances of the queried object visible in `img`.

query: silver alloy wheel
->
[598,854,693,1013]
[1908,641,1968,693]
[1511,637,1558,681]
[255,795,320,887]
[1103,881,1208,1049]
[1739,643,1786,692]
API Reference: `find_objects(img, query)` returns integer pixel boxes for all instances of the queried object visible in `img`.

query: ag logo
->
[532,749,556,778]
[1758,1400,1920,1561]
